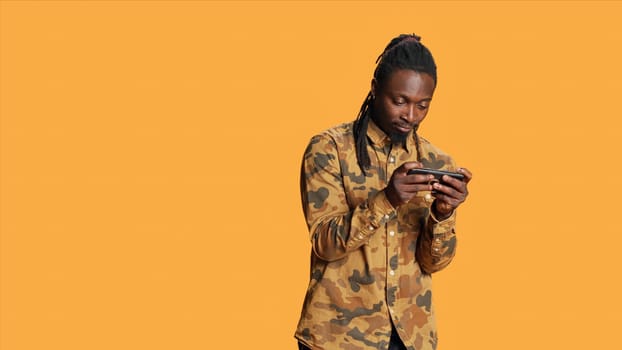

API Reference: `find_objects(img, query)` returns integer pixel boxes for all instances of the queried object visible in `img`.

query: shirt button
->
[435,238,441,243]
[368,225,375,231]
[357,233,364,239]
[389,156,395,163]
[383,214,390,220]
[434,248,440,252]
[389,231,395,237]
[389,270,395,276]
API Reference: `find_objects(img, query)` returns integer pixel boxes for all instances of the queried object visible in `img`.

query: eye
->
[417,104,429,110]
[393,98,406,106]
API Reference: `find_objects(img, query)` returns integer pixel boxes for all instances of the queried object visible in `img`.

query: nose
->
[401,104,419,123]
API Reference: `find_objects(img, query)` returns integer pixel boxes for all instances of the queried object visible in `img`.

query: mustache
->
[395,122,419,132]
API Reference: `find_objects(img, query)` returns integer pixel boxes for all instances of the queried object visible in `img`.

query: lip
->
[395,124,412,133]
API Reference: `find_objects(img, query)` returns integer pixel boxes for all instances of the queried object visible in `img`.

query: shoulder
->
[302,122,356,175]
[305,122,354,153]
[418,135,457,170]
[312,122,354,143]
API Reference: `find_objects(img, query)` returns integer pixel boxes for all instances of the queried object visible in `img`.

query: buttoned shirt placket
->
[386,145,401,328]
[371,138,405,330]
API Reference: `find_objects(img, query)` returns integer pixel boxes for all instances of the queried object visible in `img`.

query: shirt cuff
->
[346,191,396,248]
[368,190,397,227]
[429,209,456,235]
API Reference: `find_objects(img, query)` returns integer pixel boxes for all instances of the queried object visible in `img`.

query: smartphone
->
[407,168,465,181]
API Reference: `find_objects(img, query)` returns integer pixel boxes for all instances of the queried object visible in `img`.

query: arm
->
[416,167,472,274]
[416,211,458,274]
[300,134,394,262]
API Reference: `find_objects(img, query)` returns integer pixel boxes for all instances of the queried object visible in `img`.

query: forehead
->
[380,69,435,97]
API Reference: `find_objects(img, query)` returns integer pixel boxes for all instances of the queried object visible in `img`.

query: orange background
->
[1,1,621,349]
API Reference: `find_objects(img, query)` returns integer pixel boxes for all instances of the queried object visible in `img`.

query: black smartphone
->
[407,168,465,181]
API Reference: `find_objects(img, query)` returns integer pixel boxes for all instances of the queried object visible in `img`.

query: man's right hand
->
[385,162,435,208]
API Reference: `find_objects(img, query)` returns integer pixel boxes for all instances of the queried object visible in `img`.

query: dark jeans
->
[298,326,407,350]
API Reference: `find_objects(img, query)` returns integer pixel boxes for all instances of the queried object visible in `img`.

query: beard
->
[389,124,419,146]
[389,131,409,145]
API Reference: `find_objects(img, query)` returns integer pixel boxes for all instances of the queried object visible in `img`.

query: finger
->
[441,174,469,198]
[433,193,460,210]
[456,167,473,183]
[440,174,465,190]
[402,161,423,171]
[397,161,424,175]
[398,183,433,193]
[432,182,461,201]
[403,174,436,185]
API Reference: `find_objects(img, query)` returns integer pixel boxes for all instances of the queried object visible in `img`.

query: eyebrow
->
[395,95,433,103]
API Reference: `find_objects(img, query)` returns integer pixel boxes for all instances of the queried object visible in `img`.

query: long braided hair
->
[353,34,438,174]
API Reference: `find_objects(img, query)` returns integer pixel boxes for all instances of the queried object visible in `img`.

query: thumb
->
[400,161,423,173]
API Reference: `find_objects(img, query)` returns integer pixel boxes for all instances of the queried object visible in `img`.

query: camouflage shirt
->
[295,120,458,350]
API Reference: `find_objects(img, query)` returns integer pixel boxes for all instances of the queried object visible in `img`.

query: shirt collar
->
[367,118,415,153]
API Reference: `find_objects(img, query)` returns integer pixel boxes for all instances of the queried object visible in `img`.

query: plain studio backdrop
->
[1,1,621,349]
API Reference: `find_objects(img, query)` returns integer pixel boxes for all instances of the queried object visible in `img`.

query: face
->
[372,69,436,142]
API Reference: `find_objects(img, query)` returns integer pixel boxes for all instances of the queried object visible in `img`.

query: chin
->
[389,131,409,145]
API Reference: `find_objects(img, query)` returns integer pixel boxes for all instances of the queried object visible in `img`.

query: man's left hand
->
[431,167,472,220]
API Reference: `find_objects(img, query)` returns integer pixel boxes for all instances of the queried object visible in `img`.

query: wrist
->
[431,201,453,222]
[384,187,401,209]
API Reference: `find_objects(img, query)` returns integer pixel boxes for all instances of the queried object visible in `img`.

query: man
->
[295,34,472,350]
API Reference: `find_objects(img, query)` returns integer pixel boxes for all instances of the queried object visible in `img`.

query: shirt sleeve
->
[300,134,395,262]
[416,210,458,274]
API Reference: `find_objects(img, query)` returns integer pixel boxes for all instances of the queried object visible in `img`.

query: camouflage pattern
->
[295,120,458,350]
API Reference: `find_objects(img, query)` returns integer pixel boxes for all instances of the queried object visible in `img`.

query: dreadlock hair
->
[352,34,438,174]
